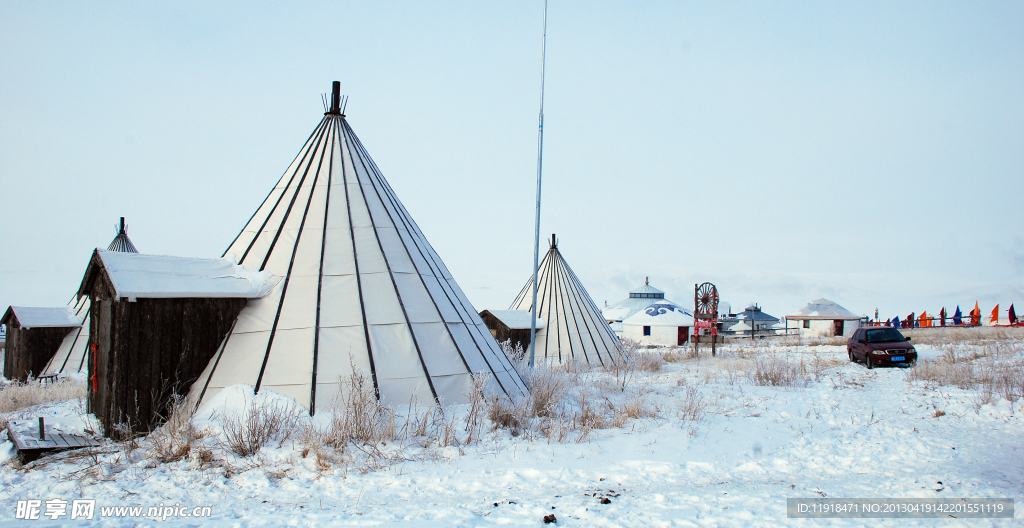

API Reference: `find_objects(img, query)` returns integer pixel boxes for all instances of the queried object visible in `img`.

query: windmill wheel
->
[695,282,719,316]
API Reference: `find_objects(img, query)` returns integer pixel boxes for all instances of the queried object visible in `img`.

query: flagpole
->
[528,0,549,369]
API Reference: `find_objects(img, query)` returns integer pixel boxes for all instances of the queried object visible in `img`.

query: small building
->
[2,306,82,382]
[478,310,546,357]
[621,300,694,347]
[720,304,780,337]
[79,249,278,436]
[785,298,865,337]
[42,216,140,378]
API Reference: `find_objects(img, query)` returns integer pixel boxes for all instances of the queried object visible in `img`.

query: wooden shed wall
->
[2,325,72,382]
[86,275,246,437]
[479,311,533,356]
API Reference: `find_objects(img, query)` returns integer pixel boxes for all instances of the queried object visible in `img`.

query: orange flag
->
[990,304,999,325]
[971,302,980,325]
[920,311,929,327]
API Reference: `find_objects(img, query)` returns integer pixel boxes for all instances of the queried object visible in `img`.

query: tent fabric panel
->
[445,322,487,373]
[392,272,444,324]
[274,274,319,331]
[320,228,358,276]
[359,273,407,325]
[375,375,433,408]
[315,325,372,384]
[410,322,467,377]
[429,373,472,405]
[420,274,461,322]
[367,324,429,383]
[316,275,364,328]
[374,228,417,274]
[262,327,315,387]
[231,289,283,334]
[203,330,272,390]
[350,227,388,274]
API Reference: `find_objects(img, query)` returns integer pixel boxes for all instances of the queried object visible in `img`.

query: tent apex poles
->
[528,0,548,369]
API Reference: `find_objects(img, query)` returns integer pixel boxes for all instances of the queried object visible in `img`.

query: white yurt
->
[188,83,528,413]
[785,298,864,337]
[509,235,620,365]
[621,300,694,347]
[602,278,681,325]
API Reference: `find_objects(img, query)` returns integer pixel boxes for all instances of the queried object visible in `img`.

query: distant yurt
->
[187,83,527,414]
[602,279,681,327]
[621,300,694,347]
[507,235,620,365]
[42,218,140,378]
[80,250,279,435]
[1,306,81,382]
[786,298,864,337]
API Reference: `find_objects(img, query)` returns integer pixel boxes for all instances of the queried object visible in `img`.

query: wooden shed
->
[2,306,82,382]
[77,249,279,437]
[479,309,545,355]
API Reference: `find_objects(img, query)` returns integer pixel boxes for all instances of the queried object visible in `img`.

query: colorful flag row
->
[888,303,1017,328]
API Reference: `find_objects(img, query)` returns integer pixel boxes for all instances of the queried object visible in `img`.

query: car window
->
[865,328,906,343]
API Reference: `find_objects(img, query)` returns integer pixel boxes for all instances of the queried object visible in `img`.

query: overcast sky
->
[2,1,1022,321]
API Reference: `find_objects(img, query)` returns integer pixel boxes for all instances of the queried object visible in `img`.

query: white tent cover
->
[510,238,620,365]
[188,109,527,414]
[622,301,694,327]
[790,298,861,320]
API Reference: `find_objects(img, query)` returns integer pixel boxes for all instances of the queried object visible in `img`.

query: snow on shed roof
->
[79,250,280,300]
[623,301,694,326]
[2,306,82,328]
[482,310,546,330]
[789,298,861,319]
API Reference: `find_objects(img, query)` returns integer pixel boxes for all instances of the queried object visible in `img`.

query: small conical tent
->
[42,218,140,376]
[509,235,620,365]
[188,83,527,413]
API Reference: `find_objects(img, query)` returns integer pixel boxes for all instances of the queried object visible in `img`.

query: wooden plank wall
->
[87,274,246,437]
[2,326,72,382]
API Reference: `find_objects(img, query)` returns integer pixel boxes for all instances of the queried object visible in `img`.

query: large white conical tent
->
[510,235,620,365]
[42,218,140,377]
[189,84,528,413]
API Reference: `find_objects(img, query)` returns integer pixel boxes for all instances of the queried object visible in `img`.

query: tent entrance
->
[677,326,689,346]
[833,320,844,336]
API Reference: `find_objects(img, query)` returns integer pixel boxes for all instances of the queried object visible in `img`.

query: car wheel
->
[848,349,855,362]
[866,355,873,369]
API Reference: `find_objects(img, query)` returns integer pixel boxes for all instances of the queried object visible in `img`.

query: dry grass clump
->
[607,339,662,391]
[908,342,1024,403]
[676,385,706,437]
[0,377,86,414]
[221,399,302,457]
[749,355,807,387]
[324,368,396,448]
[149,396,202,463]
[663,347,697,363]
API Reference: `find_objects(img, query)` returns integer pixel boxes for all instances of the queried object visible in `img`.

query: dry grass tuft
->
[749,355,807,387]
[0,377,85,414]
[149,396,201,463]
[221,399,301,457]
[908,342,1024,402]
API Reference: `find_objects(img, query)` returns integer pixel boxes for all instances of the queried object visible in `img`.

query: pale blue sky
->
[2,1,1022,320]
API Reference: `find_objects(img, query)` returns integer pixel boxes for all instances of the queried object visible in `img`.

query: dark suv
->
[848,327,917,368]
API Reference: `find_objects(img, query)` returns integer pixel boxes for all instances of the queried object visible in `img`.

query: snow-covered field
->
[1,335,1022,527]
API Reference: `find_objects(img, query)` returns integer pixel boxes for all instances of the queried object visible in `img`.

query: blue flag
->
[953,306,962,325]
[893,316,901,329]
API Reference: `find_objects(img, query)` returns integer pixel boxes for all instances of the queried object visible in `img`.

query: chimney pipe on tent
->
[119,217,125,234]
[330,81,341,114]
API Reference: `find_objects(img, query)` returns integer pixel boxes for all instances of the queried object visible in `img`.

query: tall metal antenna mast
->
[528,0,549,368]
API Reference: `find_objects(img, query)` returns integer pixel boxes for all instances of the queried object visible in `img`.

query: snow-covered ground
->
[1,340,1022,527]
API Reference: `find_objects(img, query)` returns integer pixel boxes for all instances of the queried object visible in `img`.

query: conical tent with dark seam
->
[510,235,620,365]
[188,84,528,413]
[42,218,139,376]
